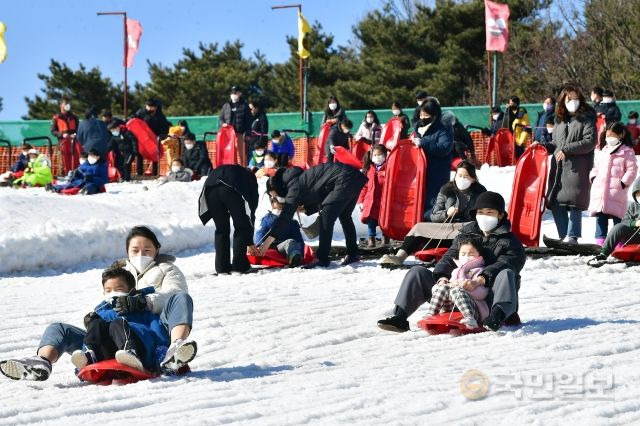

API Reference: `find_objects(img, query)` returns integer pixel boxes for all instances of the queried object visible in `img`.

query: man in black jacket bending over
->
[199,164,259,274]
[262,163,368,267]
[378,191,526,332]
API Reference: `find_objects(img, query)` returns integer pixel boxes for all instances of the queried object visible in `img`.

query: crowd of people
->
[1,82,639,383]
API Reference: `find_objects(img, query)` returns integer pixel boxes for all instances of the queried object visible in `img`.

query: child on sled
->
[71,266,169,373]
[254,195,305,267]
[423,237,489,329]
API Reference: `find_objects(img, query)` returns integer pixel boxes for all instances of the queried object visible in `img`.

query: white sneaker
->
[460,317,479,330]
[379,254,403,266]
[71,349,96,369]
[115,350,144,371]
[0,356,52,381]
[563,236,578,245]
[160,339,197,371]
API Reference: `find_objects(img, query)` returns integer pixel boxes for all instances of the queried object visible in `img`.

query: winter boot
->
[367,236,376,248]
[377,315,410,332]
[483,306,507,331]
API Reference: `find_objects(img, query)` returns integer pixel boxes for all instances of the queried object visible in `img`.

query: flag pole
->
[271,4,304,120]
[487,51,492,125]
[492,53,498,108]
[97,11,128,117]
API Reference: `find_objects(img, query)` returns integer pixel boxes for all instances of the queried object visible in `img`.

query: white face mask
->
[272,209,282,216]
[492,113,500,121]
[129,255,154,273]
[392,109,401,116]
[366,117,374,124]
[264,159,276,168]
[79,158,87,165]
[602,97,613,104]
[22,150,28,156]
[372,155,386,166]
[455,177,472,190]
[230,94,240,103]
[276,196,286,203]
[272,138,280,144]
[185,143,194,150]
[476,214,499,232]
[565,99,580,113]
[457,255,475,266]
[171,165,181,173]
[111,130,120,137]
[630,119,637,125]
[328,102,338,111]
[417,100,423,106]
[255,150,265,156]
[606,136,621,147]
[88,156,98,165]
[104,291,129,304]
[591,94,597,102]
[63,103,71,112]
[546,127,554,134]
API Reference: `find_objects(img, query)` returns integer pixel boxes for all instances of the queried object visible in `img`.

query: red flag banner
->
[125,19,143,68]
[485,0,509,52]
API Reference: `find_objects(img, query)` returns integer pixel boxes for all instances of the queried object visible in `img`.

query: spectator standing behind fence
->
[135,99,171,176]
[412,91,429,127]
[269,130,295,166]
[354,110,382,147]
[592,87,622,126]
[533,96,556,144]
[325,119,354,163]
[451,114,476,163]
[219,86,252,165]
[322,95,346,125]
[390,101,411,139]
[248,101,269,163]
[627,111,640,152]
[546,84,597,244]
[107,121,137,182]
[501,96,530,158]
[51,98,78,143]
[76,107,111,158]
[412,99,454,220]
[181,133,211,179]
[490,106,504,136]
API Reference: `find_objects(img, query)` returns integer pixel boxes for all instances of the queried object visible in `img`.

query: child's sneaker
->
[0,356,52,381]
[71,349,96,370]
[460,317,479,330]
[115,349,144,371]
[288,252,302,267]
[160,339,197,372]
[379,254,403,266]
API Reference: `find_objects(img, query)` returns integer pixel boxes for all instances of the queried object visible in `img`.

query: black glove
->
[114,293,147,316]
[83,311,99,329]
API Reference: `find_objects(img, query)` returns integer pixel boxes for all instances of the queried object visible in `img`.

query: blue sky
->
[0,0,383,120]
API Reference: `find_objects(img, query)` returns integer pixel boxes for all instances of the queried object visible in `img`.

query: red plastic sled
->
[351,139,369,164]
[417,312,486,335]
[77,359,158,385]
[414,247,449,262]
[60,185,106,196]
[248,245,316,267]
[334,146,363,169]
[507,144,548,247]
[126,118,159,162]
[485,128,515,167]
[379,117,404,150]
[107,151,120,183]
[314,122,333,165]
[611,244,640,261]
[378,139,426,241]
[596,114,606,141]
[216,125,238,167]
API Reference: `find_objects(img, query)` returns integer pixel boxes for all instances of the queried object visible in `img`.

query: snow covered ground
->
[1,166,639,425]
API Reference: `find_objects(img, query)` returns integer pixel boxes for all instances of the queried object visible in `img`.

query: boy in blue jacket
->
[269,130,295,167]
[50,149,109,194]
[71,266,169,372]
[255,195,304,266]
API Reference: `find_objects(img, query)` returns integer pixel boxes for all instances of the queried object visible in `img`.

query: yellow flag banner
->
[297,11,310,59]
[0,22,7,63]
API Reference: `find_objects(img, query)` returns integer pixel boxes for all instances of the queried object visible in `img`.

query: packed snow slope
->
[0,165,639,425]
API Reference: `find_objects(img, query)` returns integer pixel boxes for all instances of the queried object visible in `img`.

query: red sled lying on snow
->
[611,244,640,262]
[378,139,426,241]
[216,125,238,167]
[60,185,106,196]
[414,247,449,263]
[247,245,316,267]
[417,312,486,335]
[507,144,548,247]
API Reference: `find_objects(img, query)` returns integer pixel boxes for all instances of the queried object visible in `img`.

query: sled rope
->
[621,226,640,248]
[420,213,456,252]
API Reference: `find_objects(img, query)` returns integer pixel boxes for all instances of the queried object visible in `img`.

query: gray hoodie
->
[621,178,640,227]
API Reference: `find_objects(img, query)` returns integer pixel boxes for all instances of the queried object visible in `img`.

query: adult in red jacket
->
[358,144,388,247]
[51,98,80,173]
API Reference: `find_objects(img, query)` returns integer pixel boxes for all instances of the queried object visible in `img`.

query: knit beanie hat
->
[470,191,506,217]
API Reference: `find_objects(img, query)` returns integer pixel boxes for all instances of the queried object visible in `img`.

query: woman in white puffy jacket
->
[0,226,196,381]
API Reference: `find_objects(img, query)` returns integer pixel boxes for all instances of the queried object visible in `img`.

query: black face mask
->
[418,116,434,127]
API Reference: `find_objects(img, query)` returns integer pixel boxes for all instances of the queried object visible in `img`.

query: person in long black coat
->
[198,165,259,274]
[262,163,368,267]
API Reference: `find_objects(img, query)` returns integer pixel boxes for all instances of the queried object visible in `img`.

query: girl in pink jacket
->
[424,238,489,329]
[588,122,638,245]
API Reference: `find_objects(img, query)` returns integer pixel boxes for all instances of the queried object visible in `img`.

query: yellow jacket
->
[512,108,530,147]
